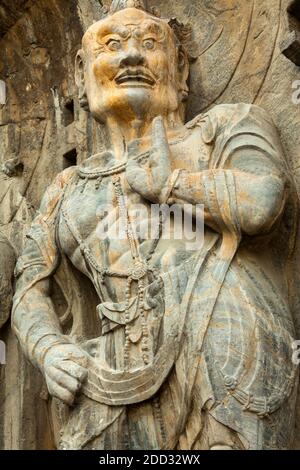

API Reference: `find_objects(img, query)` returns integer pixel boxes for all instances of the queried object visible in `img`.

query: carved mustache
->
[114,68,156,86]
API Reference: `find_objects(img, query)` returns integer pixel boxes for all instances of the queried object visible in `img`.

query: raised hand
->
[43,343,88,406]
[126,116,172,203]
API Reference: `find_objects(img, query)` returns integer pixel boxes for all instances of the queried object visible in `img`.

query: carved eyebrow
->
[95,20,165,45]
[102,34,126,42]
[96,23,130,41]
[137,21,166,40]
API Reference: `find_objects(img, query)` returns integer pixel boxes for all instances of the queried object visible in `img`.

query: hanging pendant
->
[80,177,88,194]
[130,260,148,281]
[95,176,103,190]
[128,317,143,344]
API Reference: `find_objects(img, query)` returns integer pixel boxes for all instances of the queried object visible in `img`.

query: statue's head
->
[75,0,190,125]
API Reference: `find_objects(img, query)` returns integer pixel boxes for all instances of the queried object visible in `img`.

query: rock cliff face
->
[0,0,300,449]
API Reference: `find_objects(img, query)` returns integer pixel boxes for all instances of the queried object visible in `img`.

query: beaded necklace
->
[78,150,150,193]
[62,157,164,369]
[111,175,163,367]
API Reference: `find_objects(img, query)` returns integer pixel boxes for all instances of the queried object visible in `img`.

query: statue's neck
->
[104,112,184,161]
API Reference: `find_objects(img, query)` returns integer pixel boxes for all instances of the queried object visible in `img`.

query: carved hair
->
[105,0,196,61]
[109,0,148,13]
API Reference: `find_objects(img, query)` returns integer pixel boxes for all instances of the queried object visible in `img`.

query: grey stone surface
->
[0,0,300,450]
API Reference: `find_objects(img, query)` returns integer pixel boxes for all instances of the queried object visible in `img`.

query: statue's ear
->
[75,49,89,111]
[177,46,189,102]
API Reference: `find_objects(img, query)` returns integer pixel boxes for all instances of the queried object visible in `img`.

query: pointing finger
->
[151,116,171,168]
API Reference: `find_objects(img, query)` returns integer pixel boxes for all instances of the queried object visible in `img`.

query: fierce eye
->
[106,39,121,51]
[143,38,155,50]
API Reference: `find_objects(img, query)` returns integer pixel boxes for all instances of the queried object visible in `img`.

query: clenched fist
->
[43,343,88,406]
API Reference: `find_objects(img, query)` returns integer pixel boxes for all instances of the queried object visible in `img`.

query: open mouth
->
[115,69,156,87]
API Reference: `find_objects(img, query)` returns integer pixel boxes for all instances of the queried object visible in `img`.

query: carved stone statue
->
[12,0,299,450]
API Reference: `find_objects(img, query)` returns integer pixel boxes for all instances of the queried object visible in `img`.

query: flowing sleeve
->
[12,167,76,369]
[173,104,289,253]
[207,104,288,236]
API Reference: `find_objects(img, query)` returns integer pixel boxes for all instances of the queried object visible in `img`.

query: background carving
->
[0,0,299,449]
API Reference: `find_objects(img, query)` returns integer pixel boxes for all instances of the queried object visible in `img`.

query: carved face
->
[76,8,189,124]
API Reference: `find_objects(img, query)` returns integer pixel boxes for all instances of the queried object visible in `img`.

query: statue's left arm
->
[12,168,88,405]
[169,104,288,236]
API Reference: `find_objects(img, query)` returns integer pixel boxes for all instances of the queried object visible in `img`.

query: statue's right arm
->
[11,168,88,405]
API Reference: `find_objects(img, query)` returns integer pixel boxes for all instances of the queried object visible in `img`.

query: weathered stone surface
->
[1,0,300,450]
[0,0,30,38]
[280,1,300,65]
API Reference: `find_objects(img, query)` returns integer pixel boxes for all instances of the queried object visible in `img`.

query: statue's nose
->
[120,47,145,67]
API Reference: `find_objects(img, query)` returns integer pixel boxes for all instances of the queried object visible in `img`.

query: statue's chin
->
[118,86,153,116]
[93,87,160,122]
[89,86,175,124]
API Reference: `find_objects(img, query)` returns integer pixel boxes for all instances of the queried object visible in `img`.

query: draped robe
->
[12,104,299,450]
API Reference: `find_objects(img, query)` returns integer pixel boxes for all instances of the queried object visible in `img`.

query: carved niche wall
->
[0,0,300,450]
